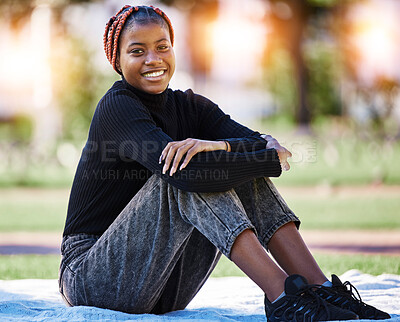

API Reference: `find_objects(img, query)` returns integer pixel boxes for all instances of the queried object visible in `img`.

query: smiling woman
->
[117,23,175,94]
[57,4,390,321]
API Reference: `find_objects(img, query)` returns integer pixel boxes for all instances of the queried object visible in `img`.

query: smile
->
[142,70,165,78]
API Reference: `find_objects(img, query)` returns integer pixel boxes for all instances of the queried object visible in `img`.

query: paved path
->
[0,230,399,256]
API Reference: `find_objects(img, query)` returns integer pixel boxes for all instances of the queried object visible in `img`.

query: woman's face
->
[118,22,175,94]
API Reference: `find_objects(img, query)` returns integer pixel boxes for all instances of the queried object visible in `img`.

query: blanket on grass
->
[0,270,399,321]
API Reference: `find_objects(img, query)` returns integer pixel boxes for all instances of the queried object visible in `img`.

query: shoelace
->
[340,280,363,303]
[338,281,381,317]
[290,284,331,320]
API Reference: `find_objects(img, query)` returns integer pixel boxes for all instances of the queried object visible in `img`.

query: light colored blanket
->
[0,270,399,321]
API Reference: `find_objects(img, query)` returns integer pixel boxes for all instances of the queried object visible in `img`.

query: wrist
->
[219,140,230,152]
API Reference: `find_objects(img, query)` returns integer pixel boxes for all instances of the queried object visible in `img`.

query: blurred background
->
[0,0,399,279]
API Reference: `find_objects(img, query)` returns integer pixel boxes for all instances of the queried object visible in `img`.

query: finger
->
[162,144,180,174]
[281,146,292,159]
[266,141,276,149]
[160,142,172,164]
[282,160,290,171]
[266,140,279,150]
[179,146,199,171]
[170,144,193,176]
[261,134,273,141]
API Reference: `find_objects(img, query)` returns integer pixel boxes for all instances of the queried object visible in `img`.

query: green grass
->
[0,255,61,280]
[286,196,400,230]
[0,189,68,232]
[1,188,399,232]
[1,253,397,280]
[0,165,74,188]
[211,253,400,278]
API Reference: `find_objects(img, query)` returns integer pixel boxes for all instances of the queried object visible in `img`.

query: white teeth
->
[143,70,165,78]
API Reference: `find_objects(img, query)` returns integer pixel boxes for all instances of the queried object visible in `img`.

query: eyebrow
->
[127,38,169,48]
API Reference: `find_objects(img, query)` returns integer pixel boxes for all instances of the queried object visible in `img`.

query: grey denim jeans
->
[59,175,299,314]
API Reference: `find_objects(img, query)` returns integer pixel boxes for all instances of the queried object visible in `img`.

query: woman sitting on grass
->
[58,4,390,321]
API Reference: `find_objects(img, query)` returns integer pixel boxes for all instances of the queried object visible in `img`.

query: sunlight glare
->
[209,6,267,83]
[348,0,400,84]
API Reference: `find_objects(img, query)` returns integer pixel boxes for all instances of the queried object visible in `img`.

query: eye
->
[158,44,169,51]
[130,48,144,55]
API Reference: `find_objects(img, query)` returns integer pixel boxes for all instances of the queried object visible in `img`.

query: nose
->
[145,51,162,65]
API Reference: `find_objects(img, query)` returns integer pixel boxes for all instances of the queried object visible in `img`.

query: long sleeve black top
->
[63,78,282,236]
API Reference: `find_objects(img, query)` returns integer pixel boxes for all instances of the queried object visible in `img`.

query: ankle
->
[265,277,286,302]
[270,291,285,303]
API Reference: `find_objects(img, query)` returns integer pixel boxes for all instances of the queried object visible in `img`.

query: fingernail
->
[159,155,163,164]
[162,166,166,174]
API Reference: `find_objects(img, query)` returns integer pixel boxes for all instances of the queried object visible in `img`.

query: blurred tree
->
[0,0,97,28]
[265,0,348,130]
[159,0,346,129]
[159,0,219,87]
[0,0,109,142]
[51,35,114,141]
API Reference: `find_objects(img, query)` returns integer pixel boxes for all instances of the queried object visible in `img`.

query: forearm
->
[161,148,281,192]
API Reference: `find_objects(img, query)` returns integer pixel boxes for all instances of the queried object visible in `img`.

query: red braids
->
[103,5,174,74]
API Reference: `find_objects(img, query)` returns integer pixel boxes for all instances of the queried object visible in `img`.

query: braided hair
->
[103,5,174,74]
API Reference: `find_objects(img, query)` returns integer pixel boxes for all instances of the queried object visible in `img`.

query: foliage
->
[263,49,297,121]
[51,35,117,141]
[0,114,34,143]
[0,0,97,29]
[263,43,342,120]
[304,43,342,117]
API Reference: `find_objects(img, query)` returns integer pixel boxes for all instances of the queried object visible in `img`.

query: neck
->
[121,76,168,110]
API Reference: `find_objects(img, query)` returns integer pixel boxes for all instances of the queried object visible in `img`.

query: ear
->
[115,55,122,74]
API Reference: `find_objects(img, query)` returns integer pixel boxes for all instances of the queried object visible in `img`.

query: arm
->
[188,90,268,152]
[193,91,292,170]
[98,89,281,192]
[170,91,291,172]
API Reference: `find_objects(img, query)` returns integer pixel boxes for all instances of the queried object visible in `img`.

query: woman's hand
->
[159,138,230,176]
[261,134,292,171]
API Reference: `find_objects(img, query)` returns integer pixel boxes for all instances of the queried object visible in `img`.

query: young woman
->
[59,5,390,321]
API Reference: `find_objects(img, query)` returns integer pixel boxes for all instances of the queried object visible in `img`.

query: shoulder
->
[100,80,141,106]
[96,81,149,118]
[168,88,218,110]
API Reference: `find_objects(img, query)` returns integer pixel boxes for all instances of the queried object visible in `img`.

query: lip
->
[141,68,167,80]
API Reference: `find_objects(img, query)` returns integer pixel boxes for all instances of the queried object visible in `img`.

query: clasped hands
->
[159,135,291,176]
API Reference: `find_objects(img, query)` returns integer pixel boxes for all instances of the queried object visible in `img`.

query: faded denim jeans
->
[59,175,299,314]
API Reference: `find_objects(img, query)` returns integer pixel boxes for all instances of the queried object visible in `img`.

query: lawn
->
[0,252,398,280]
[1,187,399,232]
[0,176,399,280]
[285,195,400,230]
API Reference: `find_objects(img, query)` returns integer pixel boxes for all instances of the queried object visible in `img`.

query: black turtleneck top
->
[63,79,282,236]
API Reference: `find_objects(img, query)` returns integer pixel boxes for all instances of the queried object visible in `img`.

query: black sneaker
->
[264,274,359,321]
[316,274,391,320]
